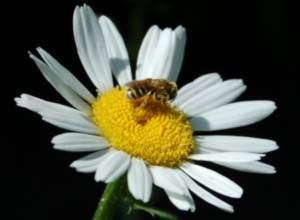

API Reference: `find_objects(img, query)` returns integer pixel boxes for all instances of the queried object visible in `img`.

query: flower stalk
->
[92,177,127,220]
[92,176,179,220]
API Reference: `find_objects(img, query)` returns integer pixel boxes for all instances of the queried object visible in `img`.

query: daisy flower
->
[15,4,278,214]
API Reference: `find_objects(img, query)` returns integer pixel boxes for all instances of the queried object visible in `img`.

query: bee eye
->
[169,89,177,100]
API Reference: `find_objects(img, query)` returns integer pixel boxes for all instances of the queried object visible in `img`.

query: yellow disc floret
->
[91,88,195,167]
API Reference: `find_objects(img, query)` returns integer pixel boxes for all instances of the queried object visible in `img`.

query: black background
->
[5,0,298,219]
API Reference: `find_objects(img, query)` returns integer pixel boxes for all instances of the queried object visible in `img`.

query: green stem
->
[92,177,126,220]
[92,176,179,220]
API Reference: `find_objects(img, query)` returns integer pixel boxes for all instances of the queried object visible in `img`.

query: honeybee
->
[124,78,177,107]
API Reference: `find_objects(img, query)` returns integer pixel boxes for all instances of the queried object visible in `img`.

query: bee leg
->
[139,94,151,108]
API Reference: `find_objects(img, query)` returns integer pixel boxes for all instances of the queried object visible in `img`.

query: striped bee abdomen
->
[124,78,177,104]
[125,86,151,100]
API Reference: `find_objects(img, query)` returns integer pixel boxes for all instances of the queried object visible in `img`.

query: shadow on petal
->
[190,116,211,131]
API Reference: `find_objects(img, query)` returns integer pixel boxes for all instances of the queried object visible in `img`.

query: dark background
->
[5,0,298,219]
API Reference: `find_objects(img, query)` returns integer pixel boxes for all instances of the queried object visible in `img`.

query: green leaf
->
[125,198,179,220]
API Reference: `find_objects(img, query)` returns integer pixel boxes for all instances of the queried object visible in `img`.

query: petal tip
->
[53,145,61,150]
[175,25,186,32]
[272,102,278,110]
[272,142,280,151]
[228,207,234,213]
[237,79,244,85]
[99,15,109,23]
[236,188,244,198]
[69,161,76,168]
[14,96,21,104]
[28,50,34,58]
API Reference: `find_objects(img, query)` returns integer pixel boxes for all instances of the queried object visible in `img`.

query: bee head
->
[168,82,177,101]
[154,81,177,102]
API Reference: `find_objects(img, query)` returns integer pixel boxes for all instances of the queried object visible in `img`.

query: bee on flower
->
[15,4,278,215]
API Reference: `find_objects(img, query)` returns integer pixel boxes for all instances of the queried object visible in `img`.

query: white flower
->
[15,4,278,213]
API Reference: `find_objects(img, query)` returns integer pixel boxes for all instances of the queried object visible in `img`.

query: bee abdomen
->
[126,87,150,100]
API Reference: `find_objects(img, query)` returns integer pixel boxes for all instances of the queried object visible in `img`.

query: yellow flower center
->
[91,88,194,167]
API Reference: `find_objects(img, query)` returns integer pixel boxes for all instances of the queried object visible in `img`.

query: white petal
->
[163,169,196,212]
[193,147,215,154]
[191,101,277,131]
[41,117,97,134]
[167,26,186,82]
[150,166,186,196]
[180,162,243,198]
[29,52,91,114]
[146,29,178,80]
[174,73,222,106]
[70,150,109,173]
[164,190,195,212]
[99,16,132,85]
[136,25,161,80]
[95,150,130,183]
[36,47,95,103]
[215,161,276,174]
[15,94,98,134]
[41,111,97,133]
[137,26,185,80]
[51,132,109,152]
[180,79,246,115]
[189,152,264,163]
[195,135,279,153]
[178,171,234,212]
[73,5,113,91]
[127,158,153,202]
